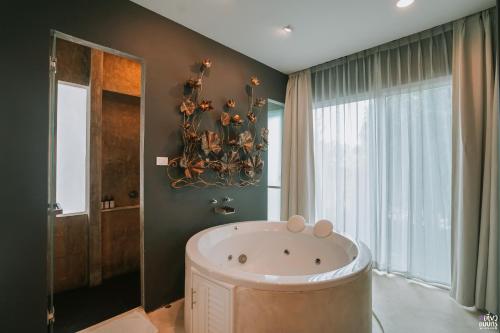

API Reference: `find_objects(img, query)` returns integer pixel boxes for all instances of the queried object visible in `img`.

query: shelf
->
[101,205,140,213]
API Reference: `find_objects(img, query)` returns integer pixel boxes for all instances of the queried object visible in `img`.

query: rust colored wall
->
[56,38,90,86]
[54,215,88,293]
[103,53,141,97]
[101,91,141,207]
[101,207,140,279]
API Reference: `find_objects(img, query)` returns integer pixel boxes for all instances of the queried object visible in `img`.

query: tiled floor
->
[147,273,483,333]
[148,300,185,333]
[54,271,141,333]
[372,272,482,333]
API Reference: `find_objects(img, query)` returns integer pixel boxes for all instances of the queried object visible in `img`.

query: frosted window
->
[268,111,283,187]
[267,188,281,221]
[56,82,89,215]
[267,103,284,220]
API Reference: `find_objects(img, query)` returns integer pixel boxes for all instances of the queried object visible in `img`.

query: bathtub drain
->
[284,249,290,255]
[315,258,321,265]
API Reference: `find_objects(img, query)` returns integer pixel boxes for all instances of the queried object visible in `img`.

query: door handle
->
[48,203,63,215]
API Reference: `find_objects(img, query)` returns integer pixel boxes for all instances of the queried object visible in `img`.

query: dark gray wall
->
[497,0,500,317]
[1,1,287,331]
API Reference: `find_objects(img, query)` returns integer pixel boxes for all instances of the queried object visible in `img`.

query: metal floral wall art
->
[167,59,268,189]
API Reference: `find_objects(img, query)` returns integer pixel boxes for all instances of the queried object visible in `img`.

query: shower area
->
[48,35,143,332]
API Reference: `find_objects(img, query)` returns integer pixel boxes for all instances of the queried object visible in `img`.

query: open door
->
[47,32,59,332]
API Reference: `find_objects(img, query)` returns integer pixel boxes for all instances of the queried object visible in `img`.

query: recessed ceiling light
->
[283,25,293,33]
[396,0,414,8]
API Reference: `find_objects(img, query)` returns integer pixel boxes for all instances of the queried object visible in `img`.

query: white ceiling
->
[131,0,495,74]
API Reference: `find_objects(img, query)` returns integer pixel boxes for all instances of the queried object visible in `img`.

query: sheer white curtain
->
[312,27,453,285]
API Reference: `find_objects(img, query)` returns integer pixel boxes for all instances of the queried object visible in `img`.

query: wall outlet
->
[156,156,169,166]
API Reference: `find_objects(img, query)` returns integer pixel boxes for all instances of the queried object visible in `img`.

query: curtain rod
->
[311,6,497,74]
[311,22,453,73]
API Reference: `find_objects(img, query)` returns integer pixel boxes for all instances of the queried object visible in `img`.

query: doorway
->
[47,31,145,333]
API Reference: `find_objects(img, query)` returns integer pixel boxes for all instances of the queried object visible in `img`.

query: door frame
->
[48,29,147,311]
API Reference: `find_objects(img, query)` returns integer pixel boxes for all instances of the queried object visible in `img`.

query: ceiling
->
[131,0,495,74]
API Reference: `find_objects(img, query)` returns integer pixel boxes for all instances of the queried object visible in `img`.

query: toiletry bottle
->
[104,196,110,209]
[110,196,115,209]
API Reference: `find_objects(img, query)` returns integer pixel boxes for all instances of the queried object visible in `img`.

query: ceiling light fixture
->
[283,25,293,33]
[396,0,414,8]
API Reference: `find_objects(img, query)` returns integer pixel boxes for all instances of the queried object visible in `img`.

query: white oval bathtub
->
[185,221,372,333]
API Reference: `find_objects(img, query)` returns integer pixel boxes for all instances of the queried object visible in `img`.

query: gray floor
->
[146,272,484,333]
[372,272,483,333]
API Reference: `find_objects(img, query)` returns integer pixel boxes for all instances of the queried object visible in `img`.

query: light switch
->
[156,156,169,166]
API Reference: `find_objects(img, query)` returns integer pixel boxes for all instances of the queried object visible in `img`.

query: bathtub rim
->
[185,220,372,291]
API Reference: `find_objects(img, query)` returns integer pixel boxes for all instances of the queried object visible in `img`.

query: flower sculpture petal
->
[261,127,269,144]
[221,112,231,126]
[226,99,236,109]
[254,98,267,108]
[231,114,243,126]
[243,155,264,178]
[201,131,222,155]
[201,59,212,69]
[198,100,214,112]
[239,130,254,153]
[250,76,260,86]
[184,159,205,179]
[218,151,240,175]
[180,99,196,116]
[187,78,202,88]
[247,112,257,123]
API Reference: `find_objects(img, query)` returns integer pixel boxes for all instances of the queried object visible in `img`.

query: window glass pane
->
[268,110,283,187]
[56,82,88,214]
[267,188,281,221]
[313,79,452,285]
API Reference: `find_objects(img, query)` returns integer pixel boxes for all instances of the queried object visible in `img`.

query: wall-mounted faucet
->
[214,206,236,215]
[213,197,236,215]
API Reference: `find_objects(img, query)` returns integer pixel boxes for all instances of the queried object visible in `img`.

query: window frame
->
[267,99,285,221]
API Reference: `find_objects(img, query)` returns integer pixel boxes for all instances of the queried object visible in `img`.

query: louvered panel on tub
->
[192,272,233,333]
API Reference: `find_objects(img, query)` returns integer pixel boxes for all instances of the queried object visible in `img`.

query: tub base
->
[234,267,371,333]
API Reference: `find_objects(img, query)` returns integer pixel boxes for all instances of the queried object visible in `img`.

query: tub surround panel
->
[234,270,372,333]
[185,221,372,333]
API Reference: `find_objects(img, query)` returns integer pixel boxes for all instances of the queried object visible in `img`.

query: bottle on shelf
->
[103,196,110,209]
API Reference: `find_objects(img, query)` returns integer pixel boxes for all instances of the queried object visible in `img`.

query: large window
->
[56,82,89,215]
[267,100,284,221]
[313,79,452,285]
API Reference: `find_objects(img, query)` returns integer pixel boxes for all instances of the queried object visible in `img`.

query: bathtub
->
[185,221,372,333]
